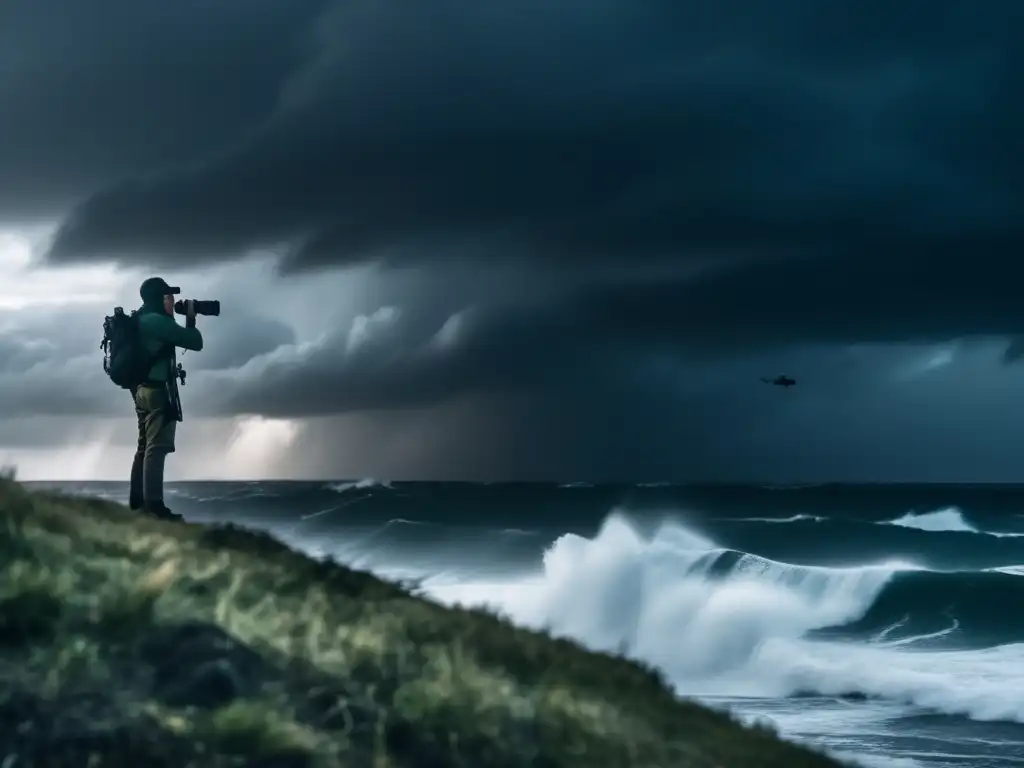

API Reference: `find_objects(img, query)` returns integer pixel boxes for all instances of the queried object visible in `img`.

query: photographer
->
[129,277,204,522]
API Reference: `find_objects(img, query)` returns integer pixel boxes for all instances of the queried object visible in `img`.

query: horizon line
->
[17,478,1024,487]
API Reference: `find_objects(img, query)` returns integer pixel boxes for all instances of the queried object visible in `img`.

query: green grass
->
[0,478,859,767]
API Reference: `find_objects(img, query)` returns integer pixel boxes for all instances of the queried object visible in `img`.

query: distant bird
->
[761,375,796,388]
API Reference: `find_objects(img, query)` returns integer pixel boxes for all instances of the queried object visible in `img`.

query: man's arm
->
[142,313,204,351]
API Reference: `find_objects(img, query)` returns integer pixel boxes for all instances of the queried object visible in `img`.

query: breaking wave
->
[326,478,393,494]
[886,507,1024,537]
[425,513,1024,723]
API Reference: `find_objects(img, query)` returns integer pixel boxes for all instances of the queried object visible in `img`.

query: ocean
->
[30,480,1024,768]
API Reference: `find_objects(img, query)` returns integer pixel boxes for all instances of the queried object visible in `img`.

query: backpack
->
[101,307,156,389]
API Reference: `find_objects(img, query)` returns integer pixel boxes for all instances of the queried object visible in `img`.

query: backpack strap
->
[135,311,175,376]
[146,342,174,379]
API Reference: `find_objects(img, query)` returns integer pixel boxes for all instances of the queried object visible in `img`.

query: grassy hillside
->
[0,478,855,767]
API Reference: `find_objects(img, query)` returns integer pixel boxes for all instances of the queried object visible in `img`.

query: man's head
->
[140,277,180,315]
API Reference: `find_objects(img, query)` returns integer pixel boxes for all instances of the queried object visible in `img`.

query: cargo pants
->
[128,384,176,510]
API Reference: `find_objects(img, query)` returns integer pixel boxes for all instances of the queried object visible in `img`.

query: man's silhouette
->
[129,277,204,521]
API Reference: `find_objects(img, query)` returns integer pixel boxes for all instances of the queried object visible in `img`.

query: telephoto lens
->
[173,299,221,317]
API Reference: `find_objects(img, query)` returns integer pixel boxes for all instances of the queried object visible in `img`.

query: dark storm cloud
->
[185,247,1024,424]
[11,0,1024,480]
[38,1,1024,367]
[200,302,576,417]
[44,0,1023,274]
[0,0,328,218]
[188,313,295,372]
[568,251,1024,353]
[197,285,882,421]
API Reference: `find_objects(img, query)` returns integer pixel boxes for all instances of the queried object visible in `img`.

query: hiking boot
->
[143,503,184,523]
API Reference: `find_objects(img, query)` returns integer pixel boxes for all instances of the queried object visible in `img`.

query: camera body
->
[173,299,220,317]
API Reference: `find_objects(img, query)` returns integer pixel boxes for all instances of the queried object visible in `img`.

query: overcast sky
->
[2,0,1023,481]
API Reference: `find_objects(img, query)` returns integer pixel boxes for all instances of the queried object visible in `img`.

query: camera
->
[173,299,220,317]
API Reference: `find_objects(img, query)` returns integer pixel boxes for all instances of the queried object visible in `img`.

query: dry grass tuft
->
[0,478,859,767]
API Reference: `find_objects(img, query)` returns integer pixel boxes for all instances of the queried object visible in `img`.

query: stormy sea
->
[31,480,1024,768]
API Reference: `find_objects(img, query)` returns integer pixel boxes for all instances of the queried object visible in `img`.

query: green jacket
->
[137,305,204,382]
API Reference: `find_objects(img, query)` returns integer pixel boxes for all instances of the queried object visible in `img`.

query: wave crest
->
[887,507,1024,538]
[326,478,392,494]
[427,512,1024,723]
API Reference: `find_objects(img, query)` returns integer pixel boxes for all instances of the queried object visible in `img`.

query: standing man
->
[129,277,204,521]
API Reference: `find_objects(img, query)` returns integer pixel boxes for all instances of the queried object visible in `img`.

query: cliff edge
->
[0,479,853,767]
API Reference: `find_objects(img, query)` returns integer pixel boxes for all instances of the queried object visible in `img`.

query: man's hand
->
[185,299,197,329]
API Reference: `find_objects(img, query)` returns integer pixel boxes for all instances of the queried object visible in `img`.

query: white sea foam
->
[326,478,392,493]
[988,565,1024,576]
[727,514,826,523]
[420,512,1024,724]
[887,507,1024,538]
